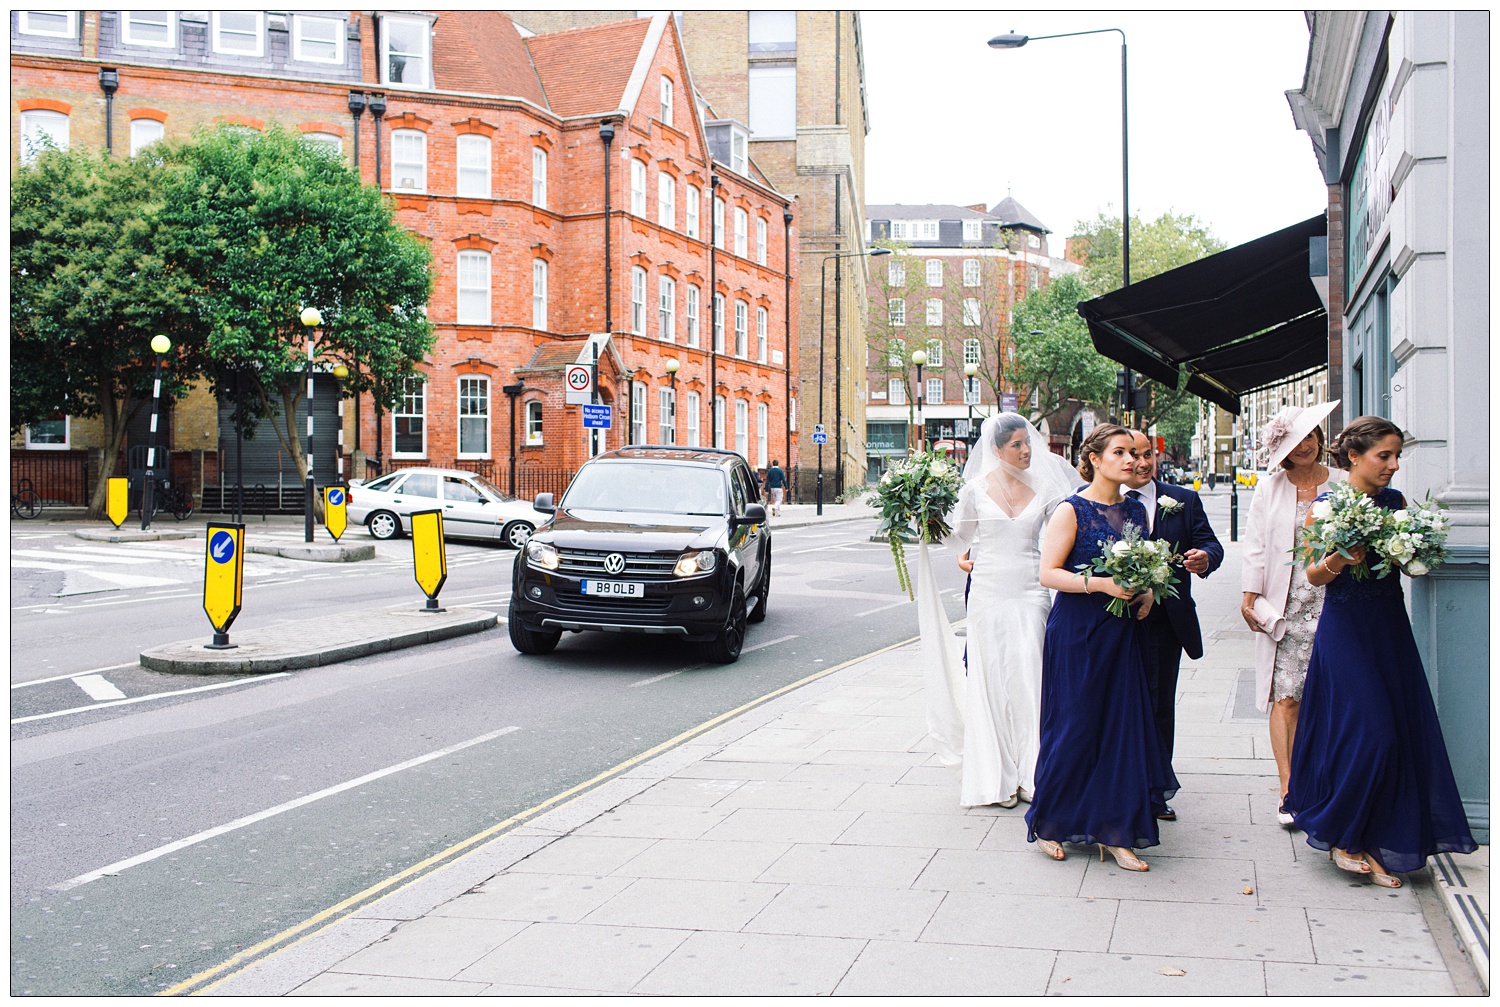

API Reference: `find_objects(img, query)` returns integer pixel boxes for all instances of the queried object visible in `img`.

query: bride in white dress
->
[916,413,1077,808]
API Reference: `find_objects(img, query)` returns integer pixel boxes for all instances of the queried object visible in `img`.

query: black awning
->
[1076,214,1329,415]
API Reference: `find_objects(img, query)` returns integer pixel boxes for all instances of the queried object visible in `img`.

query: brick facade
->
[12,11,797,501]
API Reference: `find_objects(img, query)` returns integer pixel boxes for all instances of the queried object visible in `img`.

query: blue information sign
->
[812,431,828,445]
[209,529,237,565]
[582,404,613,429]
[328,488,345,507]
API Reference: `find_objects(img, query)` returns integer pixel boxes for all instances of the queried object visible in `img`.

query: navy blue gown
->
[1026,495,1179,850]
[1284,487,1476,873]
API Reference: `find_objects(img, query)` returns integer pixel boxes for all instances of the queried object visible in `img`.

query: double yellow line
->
[162,634,918,996]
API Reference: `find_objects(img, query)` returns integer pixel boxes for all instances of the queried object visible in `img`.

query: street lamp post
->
[964,361,980,450]
[300,306,322,543]
[992,26,1134,423]
[333,364,349,486]
[817,247,890,515]
[911,348,928,453]
[665,358,679,445]
[140,334,171,531]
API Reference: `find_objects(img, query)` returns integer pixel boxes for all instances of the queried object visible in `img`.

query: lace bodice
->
[1321,486,1406,603]
[1064,493,1150,572]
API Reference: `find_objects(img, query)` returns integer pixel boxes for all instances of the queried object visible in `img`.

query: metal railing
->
[12,451,89,506]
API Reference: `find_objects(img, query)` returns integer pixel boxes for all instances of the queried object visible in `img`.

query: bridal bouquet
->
[1295,481,1396,581]
[1371,494,1451,578]
[875,451,963,599]
[1080,523,1183,618]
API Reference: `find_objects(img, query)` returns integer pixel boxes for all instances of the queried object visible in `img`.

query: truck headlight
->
[674,550,718,577]
[525,540,560,570]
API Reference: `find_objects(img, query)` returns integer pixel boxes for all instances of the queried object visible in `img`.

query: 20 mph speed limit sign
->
[565,365,593,404]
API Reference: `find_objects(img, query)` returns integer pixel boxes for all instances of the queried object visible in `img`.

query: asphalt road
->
[10,516,973,996]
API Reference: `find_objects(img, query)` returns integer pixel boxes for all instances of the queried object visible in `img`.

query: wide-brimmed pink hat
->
[1260,400,1339,468]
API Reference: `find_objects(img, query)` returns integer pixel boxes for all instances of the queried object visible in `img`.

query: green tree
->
[11,146,205,517]
[159,124,434,495]
[1008,273,1117,422]
[1070,211,1228,444]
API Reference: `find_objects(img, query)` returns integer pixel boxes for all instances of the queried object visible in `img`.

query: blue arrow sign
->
[328,488,345,507]
[209,529,236,565]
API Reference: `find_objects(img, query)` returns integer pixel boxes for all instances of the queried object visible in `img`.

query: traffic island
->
[140,606,498,675]
[74,527,201,543]
[248,541,376,562]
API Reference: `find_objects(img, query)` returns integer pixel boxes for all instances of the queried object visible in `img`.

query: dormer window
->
[963,220,982,242]
[1028,233,1041,249]
[292,14,344,64]
[382,15,431,89]
[18,11,78,37]
[660,76,673,126]
[730,128,747,174]
[212,11,264,56]
[120,10,176,48]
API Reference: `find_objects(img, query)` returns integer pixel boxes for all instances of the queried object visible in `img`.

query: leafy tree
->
[158,125,434,498]
[1008,273,1116,422]
[1070,211,1228,440]
[11,147,205,517]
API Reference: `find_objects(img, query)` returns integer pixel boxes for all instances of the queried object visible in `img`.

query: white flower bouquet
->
[1079,522,1183,618]
[1295,481,1401,581]
[1371,494,1451,578]
[875,451,964,599]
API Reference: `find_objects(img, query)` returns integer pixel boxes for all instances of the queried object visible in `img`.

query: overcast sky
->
[861,11,1328,256]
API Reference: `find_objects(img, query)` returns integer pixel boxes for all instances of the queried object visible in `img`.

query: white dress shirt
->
[1126,481,1158,534]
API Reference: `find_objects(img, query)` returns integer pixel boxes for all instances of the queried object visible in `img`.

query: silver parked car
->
[347,468,540,547]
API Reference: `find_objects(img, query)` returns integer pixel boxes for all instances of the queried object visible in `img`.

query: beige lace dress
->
[1270,498,1323,703]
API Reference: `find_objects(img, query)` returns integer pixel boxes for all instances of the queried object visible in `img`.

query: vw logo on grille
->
[603,553,627,575]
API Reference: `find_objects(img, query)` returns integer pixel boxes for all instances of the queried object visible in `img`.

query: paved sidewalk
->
[202,538,1482,996]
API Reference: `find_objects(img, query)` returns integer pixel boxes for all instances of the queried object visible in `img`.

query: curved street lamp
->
[910,348,928,453]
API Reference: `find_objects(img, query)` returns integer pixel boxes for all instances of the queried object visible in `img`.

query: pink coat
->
[1240,466,1345,712]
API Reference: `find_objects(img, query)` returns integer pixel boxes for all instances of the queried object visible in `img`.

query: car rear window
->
[562,463,726,516]
[364,474,401,492]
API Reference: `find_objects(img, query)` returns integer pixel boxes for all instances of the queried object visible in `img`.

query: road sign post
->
[202,523,245,649]
[323,486,348,542]
[409,509,447,612]
[106,477,129,529]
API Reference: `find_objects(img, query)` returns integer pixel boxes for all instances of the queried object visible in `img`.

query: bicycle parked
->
[11,477,43,519]
[145,478,195,521]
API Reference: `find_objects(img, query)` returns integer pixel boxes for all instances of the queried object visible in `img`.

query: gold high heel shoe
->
[1037,839,1065,861]
[1362,853,1402,888]
[1331,848,1371,874]
[1099,844,1148,871]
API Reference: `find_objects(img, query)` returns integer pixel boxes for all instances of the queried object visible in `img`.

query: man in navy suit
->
[1126,430,1223,821]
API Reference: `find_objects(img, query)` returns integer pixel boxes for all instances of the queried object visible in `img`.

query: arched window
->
[525,400,544,446]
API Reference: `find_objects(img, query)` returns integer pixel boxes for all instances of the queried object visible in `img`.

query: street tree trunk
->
[83,378,142,520]
[258,377,323,519]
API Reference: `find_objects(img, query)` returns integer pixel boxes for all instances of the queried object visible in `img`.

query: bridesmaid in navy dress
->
[1026,424,1179,871]
[1286,416,1476,887]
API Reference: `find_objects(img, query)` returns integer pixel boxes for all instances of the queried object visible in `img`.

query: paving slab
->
[291,972,488,995]
[1263,960,1458,995]
[331,915,527,980]
[758,843,937,890]
[922,891,1119,953]
[1108,900,1315,963]
[632,931,865,996]
[582,876,783,931]
[612,838,793,883]
[452,922,688,992]
[435,873,636,925]
[834,940,1055,997]
[1305,906,1449,970]
[139,606,497,674]
[745,881,944,941]
[1048,951,1266,996]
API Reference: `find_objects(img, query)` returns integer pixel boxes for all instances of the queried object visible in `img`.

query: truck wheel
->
[508,599,561,655]
[699,583,746,664]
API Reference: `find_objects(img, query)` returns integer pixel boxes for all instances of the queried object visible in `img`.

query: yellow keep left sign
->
[203,523,245,634]
[324,486,348,541]
[106,477,129,529]
[409,509,447,608]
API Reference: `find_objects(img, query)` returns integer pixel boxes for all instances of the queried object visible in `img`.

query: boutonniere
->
[1158,497,1184,515]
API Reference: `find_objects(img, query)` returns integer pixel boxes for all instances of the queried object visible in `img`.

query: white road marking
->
[13,662,139,689]
[629,670,685,688]
[13,549,166,566]
[52,724,522,891]
[742,633,798,653]
[855,598,912,618]
[72,674,127,701]
[11,673,289,725]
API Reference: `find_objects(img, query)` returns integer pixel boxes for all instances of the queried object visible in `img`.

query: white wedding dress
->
[916,414,1073,808]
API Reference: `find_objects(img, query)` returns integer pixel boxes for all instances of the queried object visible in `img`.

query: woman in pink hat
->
[1239,401,1343,826]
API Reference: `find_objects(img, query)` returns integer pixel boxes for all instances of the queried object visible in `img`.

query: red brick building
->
[11,11,798,506]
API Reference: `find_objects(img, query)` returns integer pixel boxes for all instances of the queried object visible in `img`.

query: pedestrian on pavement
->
[936,413,1075,808]
[1124,430,1224,823]
[1239,401,1343,825]
[1027,424,1178,871]
[765,460,786,516]
[1285,416,1476,888]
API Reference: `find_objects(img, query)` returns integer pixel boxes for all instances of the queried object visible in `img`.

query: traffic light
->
[1130,387,1150,412]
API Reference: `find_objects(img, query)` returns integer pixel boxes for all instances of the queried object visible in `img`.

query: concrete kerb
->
[140,607,498,675]
[73,527,201,543]
[248,542,377,562]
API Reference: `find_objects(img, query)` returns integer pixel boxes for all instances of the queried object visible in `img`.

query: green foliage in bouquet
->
[1295,482,1398,581]
[1370,493,1451,579]
[874,451,964,599]
[1079,522,1183,618]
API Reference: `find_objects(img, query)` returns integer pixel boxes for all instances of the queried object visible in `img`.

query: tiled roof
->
[866,204,998,221]
[988,196,1050,234]
[525,18,652,118]
[432,11,548,108]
